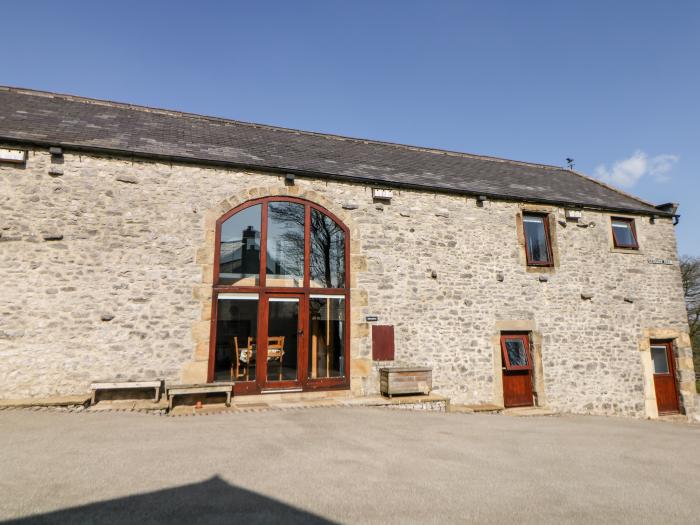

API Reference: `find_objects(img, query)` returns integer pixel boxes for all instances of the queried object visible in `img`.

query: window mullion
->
[260,198,269,288]
[304,204,311,289]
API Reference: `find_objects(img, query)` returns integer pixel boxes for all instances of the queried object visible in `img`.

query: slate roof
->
[0,86,663,215]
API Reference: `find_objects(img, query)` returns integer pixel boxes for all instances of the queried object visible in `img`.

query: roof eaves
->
[0,134,666,217]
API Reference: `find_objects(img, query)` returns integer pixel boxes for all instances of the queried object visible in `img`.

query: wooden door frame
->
[259,292,306,391]
[207,196,351,394]
[650,339,681,415]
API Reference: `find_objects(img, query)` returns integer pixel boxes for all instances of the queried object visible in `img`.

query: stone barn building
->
[0,86,696,419]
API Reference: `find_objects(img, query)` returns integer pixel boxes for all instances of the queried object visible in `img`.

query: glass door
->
[261,294,305,390]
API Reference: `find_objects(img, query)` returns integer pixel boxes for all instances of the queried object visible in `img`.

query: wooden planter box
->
[380,367,432,397]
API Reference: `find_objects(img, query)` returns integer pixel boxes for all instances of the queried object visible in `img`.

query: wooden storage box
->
[380,367,432,397]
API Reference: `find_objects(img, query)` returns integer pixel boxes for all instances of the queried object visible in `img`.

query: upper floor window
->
[217,198,347,290]
[611,217,639,250]
[522,213,553,266]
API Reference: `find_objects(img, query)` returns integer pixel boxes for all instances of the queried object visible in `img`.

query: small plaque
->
[648,258,673,265]
[0,148,27,164]
[372,188,393,200]
[365,315,379,322]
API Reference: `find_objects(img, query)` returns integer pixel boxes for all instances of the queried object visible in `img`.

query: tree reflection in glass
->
[310,209,345,288]
[266,202,305,286]
[505,340,528,367]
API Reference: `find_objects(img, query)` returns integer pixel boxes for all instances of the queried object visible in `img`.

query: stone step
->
[502,406,558,417]
[449,403,504,414]
[87,399,169,412]
[0,395,91,409]
[167,393,449,416]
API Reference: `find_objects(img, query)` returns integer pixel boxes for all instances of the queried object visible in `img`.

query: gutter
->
[654,203,681,225]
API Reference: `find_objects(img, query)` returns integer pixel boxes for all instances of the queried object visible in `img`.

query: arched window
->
[209,197,350,394]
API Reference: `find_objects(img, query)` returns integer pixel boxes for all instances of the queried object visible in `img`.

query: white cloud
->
[647,154,679,182]
[594,150,679,188]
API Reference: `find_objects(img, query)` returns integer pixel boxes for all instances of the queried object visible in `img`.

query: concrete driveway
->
[0,408,698,524]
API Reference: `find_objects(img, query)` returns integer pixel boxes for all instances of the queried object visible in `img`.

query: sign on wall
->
[0,148,27,164]
[372,188,393,200]
[648,258,674,265]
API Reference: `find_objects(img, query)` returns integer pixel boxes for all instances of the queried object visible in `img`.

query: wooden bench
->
[90,380,163,405]
[380,367,432,397]
[166,383,234,410]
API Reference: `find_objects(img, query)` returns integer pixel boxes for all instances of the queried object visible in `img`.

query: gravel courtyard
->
[0,408,698,524]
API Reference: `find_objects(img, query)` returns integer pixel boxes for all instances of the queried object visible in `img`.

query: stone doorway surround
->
[491,320,547,408]
[638,329,696,420]
[179,183,371,395]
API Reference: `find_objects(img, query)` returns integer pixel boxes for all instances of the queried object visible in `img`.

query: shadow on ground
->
[2,476,336,525]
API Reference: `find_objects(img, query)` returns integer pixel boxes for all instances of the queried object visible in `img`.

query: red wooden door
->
[651,341,680,415]
[501,333,534,408]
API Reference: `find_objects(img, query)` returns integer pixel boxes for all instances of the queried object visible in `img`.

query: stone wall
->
[0,146,695,418]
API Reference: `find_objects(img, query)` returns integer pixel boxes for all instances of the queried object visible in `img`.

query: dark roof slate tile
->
[0,87,660,214]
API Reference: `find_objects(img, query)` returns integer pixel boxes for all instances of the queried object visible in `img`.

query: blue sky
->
[2,1,698,255]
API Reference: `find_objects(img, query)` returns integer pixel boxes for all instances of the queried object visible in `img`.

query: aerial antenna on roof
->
[566,158,575,170]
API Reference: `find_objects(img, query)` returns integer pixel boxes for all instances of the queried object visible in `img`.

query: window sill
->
[610,247,644,255]
[525,265,556,273]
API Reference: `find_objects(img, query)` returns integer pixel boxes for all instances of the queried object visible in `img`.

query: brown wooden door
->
[259,294,305,391]
[651,341,680,415]
[501,333,534,408]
